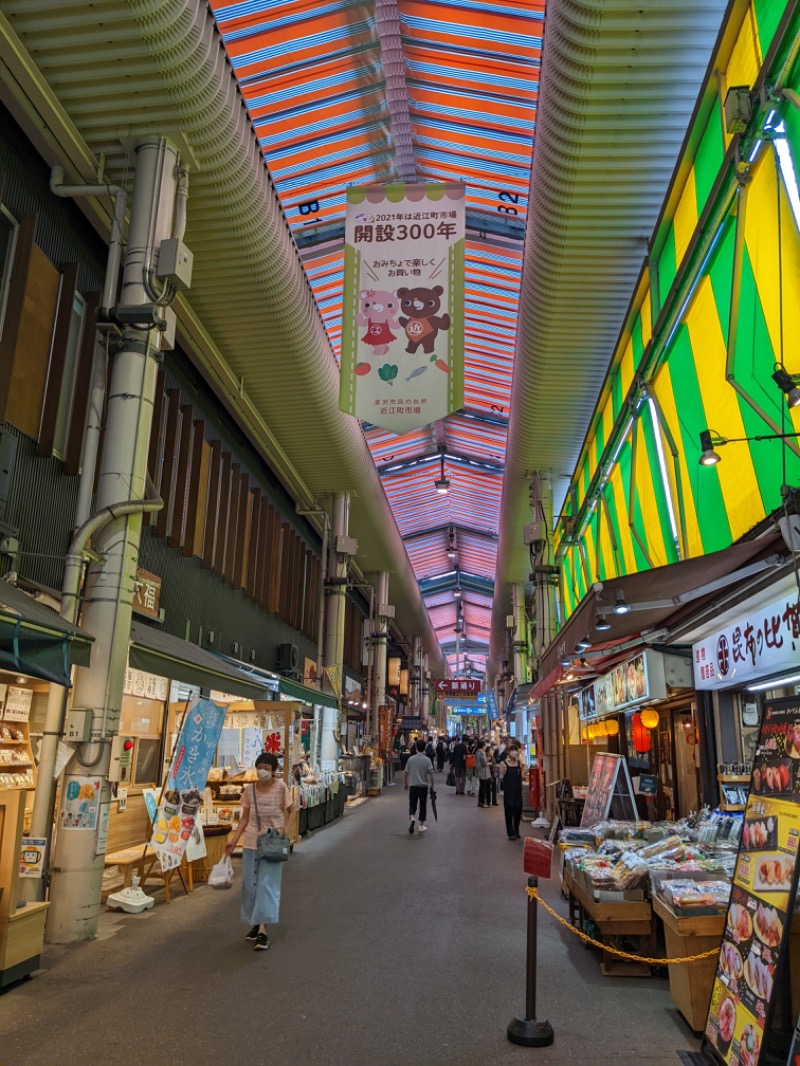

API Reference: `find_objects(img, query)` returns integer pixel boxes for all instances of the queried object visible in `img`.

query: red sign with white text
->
[434,679,482,699]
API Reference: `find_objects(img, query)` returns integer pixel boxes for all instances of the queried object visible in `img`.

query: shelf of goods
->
[717,774,749,813]
[0,723,36,790]
[0,789,48,987]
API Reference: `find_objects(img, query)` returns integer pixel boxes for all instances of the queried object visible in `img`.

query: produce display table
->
[652,895,724,1033]
[567,871,656,977]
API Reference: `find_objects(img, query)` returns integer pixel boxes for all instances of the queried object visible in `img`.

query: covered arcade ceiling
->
[0,0,729,676]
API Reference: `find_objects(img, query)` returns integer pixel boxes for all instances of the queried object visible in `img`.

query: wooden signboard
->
[580,752,637,828]
[704,697,800,1066]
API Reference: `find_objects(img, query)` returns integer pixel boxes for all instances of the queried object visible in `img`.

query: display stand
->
[566,866,654,977]
[0,789,49,987]
[652,895,724,1032]
[580,753,638,827]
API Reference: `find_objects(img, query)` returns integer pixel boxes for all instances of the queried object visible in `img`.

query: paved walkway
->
[0,778,702,1065]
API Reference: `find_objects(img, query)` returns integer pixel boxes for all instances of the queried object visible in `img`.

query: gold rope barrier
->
[526,885,720,966]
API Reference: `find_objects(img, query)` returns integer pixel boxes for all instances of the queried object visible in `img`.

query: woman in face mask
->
[225,752,294,951]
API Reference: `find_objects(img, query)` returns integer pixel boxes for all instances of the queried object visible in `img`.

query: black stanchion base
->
[507,1017,555,1048]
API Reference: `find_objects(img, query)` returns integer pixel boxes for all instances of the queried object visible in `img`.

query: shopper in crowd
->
[226,752,294,951]
[500,743,526,841]
[404,737,435,834]
[435,735,446,772]
[425,736,437,764]
[450,734,468,794]
[489,751,500,806]
[475,740,492,808]
[465,739,477,796]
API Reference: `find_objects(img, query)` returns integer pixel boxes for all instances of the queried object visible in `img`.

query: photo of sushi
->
[753,853,795,893]
[752,758,794,796]
[741,815,777,851]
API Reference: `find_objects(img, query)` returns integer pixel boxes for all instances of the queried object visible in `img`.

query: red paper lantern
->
[631,712,652,754]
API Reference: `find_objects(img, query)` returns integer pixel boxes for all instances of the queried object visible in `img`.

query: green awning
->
[0,583,93,686]
[278,675,339,710]
[129,622,272,700]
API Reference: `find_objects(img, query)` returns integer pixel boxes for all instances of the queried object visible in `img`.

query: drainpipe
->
[364,580,375,736]
[25,476,162,900]
[320,494,350,766]
[372,571,389,737]
[47,137,182,943]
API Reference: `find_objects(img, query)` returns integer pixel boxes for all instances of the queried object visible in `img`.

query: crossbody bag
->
[251,784,291,863]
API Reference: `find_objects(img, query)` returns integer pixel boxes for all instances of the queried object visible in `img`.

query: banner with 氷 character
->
[704,697,800,1066]
[339,182,465,434]
[148,697,226,872]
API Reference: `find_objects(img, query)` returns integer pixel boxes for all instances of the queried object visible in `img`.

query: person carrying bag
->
[225,752,294,951]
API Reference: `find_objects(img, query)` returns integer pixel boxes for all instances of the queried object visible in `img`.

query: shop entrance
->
[673,707,699,816]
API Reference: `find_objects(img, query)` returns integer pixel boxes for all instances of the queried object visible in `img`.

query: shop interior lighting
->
[745,671,800,692]
[595,612,611,632]
[772,367,800,409]
[699,426,800,466]
[575,637,591,652]
[434,446,450,495]
[560,656,571,667]
[613,591,631,615]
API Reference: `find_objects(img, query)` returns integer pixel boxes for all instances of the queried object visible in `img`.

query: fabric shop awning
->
[129,622,272,701]
[539,536,787,682]
[506,682,535,715]
[278,676,339,711]
[0,582,93,686]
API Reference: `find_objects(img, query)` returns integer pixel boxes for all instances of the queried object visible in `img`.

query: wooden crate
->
[652,895,724,1032]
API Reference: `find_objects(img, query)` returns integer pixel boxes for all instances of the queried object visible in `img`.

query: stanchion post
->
[507,875,555,1048]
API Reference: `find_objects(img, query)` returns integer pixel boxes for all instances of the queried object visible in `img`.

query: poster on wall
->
[58,775,102,830]
[3,686,33,722]
[704,697,800,1066]
[339,182,465,434]
[148,697,226,873]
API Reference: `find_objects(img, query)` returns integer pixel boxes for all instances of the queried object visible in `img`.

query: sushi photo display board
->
[580,753,638,828]
[705,697,800,1066]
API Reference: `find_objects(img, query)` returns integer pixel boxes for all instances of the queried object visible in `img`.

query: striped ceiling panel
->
[210,0,547,674]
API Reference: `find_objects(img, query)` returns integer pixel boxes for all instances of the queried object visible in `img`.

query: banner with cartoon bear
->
[148,697,226,873]
[339,183,465,434]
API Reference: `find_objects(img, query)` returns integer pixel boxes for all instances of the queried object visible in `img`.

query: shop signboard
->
[692,592,800,690]
[124,665,168,702]
[435,679,482,700]
[704,697,800,1066]
[339,182,465,433]
[132,567,161,620]
[580,753,637,828]
[592,653,652,718]
[148,697,226,872]
[487,691,499,720]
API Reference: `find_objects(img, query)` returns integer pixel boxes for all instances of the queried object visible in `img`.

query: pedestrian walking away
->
[475,740,492,807]
[435,736,446,772]
[500,743,526,841]
[404,738,435,834]
[450,735,468,795]
[225,752,294,951]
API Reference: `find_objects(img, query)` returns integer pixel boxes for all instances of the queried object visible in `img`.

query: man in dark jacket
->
[450,735,468,795]
[435,737,446,772]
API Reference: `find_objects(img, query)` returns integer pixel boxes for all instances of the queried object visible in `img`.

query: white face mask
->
[256,768,273,781]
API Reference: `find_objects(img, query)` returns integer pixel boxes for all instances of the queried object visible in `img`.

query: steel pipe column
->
[321,494,350,766]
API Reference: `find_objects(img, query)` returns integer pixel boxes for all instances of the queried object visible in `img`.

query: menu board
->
[705,697,800,1066]
[580,753,637,827]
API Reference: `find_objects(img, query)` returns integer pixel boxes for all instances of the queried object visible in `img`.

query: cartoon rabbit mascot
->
[357,290,398,357]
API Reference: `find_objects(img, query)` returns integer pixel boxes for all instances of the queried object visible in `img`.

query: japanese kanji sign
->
[434,678,482,700]
[149,697,226,872]
[692,594,800,690]
[339,182,465,433]
[132,567,161,620]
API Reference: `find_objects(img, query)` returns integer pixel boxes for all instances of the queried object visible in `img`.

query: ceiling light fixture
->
[435,446,450,495]
[595,613,611,632]
[698,426,800,466]
[772,367,800,409]
[560,656,571,668]
[613,591,630,615]
[699,429,722,466]
[446,525,457,560]
[575,637,591,652]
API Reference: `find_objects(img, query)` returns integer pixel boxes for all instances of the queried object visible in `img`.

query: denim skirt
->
[240,846,283,925]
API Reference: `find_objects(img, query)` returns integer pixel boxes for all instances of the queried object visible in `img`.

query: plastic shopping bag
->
[208,854,234,889]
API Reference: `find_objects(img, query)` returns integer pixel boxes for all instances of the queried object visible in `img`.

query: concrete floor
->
[0,778,703,1066]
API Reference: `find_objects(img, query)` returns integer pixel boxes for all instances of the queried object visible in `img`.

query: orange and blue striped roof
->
[211,0,547,673]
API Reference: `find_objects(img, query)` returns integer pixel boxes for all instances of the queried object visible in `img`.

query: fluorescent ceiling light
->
[746,672,800,692]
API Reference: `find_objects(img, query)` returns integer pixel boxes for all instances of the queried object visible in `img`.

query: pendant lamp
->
[632,712,652,754]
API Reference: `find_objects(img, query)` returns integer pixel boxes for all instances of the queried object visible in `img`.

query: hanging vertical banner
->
[340,183,465,434]
[149,697,226,872]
